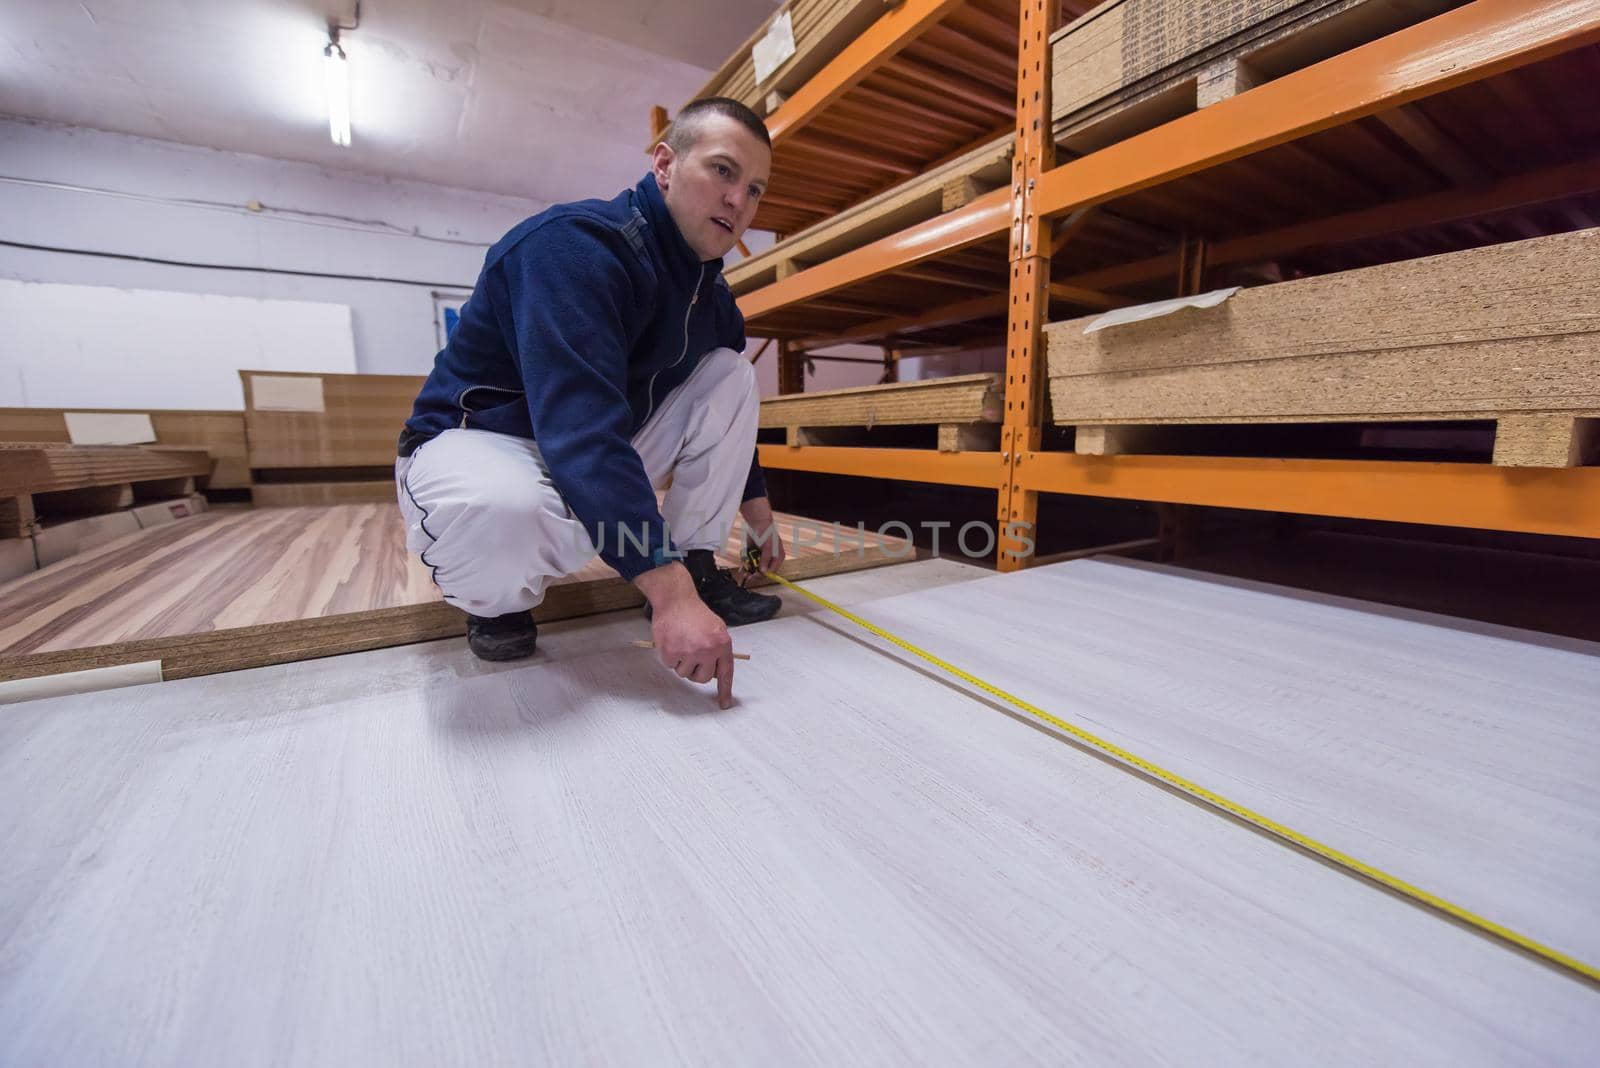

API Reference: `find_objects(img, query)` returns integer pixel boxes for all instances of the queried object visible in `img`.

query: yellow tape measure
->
[761,569,1600,986]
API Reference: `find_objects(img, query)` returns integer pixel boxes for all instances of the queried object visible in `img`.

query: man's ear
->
[650,142,675,191]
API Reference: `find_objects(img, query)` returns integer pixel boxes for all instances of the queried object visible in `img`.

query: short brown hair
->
[664,97,772,155]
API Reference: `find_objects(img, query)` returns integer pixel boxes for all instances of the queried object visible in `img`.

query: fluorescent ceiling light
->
[324,41,351,147]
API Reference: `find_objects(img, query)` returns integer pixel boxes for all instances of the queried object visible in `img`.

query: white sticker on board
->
[250,375,326,413]
[63,411,157,445]
[753,10,797,85]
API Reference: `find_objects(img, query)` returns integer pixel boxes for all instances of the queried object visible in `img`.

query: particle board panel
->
[0,408,250,489]
[241,371,422,469]
[0,504,912,680]
[0,567,1594,1063]
[1045,229,1600,460]
[759,373,1003,430]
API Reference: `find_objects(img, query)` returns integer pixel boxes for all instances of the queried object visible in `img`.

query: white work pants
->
[396,347,759,616]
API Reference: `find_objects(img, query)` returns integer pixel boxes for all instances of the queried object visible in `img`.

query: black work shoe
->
[465,610,538,661]
[683,549,781,627]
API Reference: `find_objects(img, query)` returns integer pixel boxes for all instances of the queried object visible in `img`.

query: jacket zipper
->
[640,264,706,428]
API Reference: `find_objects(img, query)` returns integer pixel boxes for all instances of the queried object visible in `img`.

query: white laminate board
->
[1,592,1595,1064]
[807,556,1600,969]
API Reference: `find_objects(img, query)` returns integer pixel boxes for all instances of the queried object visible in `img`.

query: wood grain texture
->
[760,373,1002,430]
[0,504,912,680]
[0,559,1594,1064]
[241,371,422,469]
[250,480,397,507]
[0,408,251,489]
[0,443,212,499]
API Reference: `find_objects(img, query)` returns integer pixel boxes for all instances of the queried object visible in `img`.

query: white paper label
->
[250,374,326,412]
[753,10,797,85]
[63,411,157,445]
[1083,287,1242,334]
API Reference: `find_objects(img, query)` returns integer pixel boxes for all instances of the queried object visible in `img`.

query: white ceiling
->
[0,0,781,204]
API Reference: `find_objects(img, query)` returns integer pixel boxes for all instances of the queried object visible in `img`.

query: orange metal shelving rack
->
[718,0,1600,556]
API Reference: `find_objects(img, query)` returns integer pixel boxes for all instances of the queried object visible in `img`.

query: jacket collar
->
[634,172,723,283]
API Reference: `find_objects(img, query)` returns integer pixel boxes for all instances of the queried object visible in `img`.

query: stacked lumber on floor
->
[1045,229,1600,467]
[0,442,213,570]
[762,373,1003,451]
[0,407,250,489]
[678,0,889,120]
[1048,0,1463,150]
[726,136,1013,296]
[241,370,423,506]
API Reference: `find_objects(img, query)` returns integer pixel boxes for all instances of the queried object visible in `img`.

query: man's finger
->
[716,654,734,709]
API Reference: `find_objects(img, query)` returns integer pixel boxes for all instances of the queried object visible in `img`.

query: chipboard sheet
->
[1,559,1596,1065]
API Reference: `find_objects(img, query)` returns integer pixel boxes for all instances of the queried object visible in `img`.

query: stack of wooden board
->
[241,370,423,506]
[0,407,250,490]
[1048,0,1463,151]
[679,0,889,118]
[1044,229,1600,467]
[762,373,1003,451]
[726,136,1013,296]
[0,442,213,573]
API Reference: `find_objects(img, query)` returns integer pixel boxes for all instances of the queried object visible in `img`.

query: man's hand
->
[634,562,735,709]
[739,496,785,577]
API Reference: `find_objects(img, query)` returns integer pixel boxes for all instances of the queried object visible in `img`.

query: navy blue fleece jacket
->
[403,173,766,581]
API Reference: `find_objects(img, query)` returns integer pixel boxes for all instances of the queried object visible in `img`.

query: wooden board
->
[673,0,889,120]
[1048,0,1463,150]
[0,559,1594,1063]
[0,504,912,680]
[1046,229,1600,466]
[0,443,213,499]
[725,137,1013,295]
[251,480,397,507]
[760,373,1002,429]
[241,370,422,470]
[0,407,250,489]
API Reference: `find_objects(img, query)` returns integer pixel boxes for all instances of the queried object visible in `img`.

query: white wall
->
[0,118,546,377]
[0,280,356,410]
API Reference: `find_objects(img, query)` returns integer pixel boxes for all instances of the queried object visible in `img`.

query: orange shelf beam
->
[740,0,1600,324]
[758,444,1005,489]
[1017,452,1600,539]
[740,189,1011,321]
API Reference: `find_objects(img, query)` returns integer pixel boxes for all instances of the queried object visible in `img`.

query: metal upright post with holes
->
[996,0,1058,572]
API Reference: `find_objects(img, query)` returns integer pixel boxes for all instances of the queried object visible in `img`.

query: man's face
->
[652,114,772,262]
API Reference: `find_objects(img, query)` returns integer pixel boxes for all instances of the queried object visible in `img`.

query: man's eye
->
[716,164,731,177]
[749,186,763,199]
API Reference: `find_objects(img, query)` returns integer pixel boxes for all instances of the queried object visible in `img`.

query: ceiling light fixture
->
[323,3,360,148]
[324,38,351,147]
